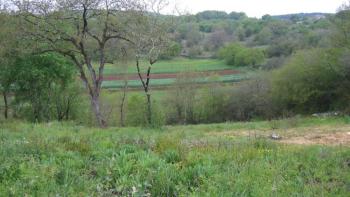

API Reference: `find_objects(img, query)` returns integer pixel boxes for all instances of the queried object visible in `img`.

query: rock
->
[271,133,282,140]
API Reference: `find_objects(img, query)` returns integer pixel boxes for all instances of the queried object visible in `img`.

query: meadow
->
[0,117,349,196]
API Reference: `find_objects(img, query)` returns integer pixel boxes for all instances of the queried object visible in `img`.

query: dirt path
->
[103,69,240,81]
[208,125,350,146]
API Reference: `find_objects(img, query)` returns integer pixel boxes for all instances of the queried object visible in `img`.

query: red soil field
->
[103,69,240,81]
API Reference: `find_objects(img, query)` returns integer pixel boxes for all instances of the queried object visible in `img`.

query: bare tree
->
[119,47,128,127]
[127,0,173,125]
[11,0,148,127]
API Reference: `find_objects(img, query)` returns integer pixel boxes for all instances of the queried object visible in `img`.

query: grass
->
[102,74,246,88]
[0,117,349,196]
[103,58,240,75]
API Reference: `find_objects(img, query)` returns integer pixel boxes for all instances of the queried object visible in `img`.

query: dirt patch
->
[103,69,240,81]
[207,126,350,146]
[280,132,350,146]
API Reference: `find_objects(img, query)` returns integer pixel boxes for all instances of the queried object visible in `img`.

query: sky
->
[171,0,347,18]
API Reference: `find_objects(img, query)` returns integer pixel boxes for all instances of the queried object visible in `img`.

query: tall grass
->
[0,119,349,196]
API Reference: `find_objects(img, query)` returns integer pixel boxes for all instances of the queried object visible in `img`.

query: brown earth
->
[103,69,240,81]
[207,125,350,146]
[280,132,350,146]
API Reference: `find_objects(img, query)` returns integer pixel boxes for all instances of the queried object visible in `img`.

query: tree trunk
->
[146,93,152,125]
[3,92,8,119]
[91,94,107,128]
[120,80,127,127]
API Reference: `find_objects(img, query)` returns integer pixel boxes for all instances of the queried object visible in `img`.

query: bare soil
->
[208,125,350,146]
[103,69,240,81]
[280,132,350,146]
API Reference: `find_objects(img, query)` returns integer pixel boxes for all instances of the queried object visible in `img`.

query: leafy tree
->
[219,43,265,66]
[218,43,244,65]
[332,2,350,49]
[13,53,76,122]
[267,38,298,57]
[254,27,273,45]
[160,42,182,60]
[235,48,265,67]
[228,12,247,20]
[199,21,214,33]
[242,18,262,37]
[196,11,228,20]
[271,48,346,113]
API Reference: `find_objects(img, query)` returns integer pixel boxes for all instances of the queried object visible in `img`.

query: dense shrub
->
[195,84,229,123]
[164,73,199,124]
[271,48,350,113]
[225,75,278,121]
[12,53,79,122]
[219,43,265,66]
[159,42,182,60]
[126,95,165,128]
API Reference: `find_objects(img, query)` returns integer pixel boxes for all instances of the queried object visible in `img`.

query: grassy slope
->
[0,117,349,196]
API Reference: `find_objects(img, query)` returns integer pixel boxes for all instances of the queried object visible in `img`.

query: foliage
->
[164,73,199,124]
[126,95,165,128]
[226,75,277,121]
[271,48,349,113]
[267,38,299,57]
[159,42,182,60]
[219,43,265,66]
[332,4,350,49]
[195,84,229,123]
[12,53,77,122]
[196,11,228,20]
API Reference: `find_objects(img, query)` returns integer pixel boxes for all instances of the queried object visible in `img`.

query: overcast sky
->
[171,0,346,18]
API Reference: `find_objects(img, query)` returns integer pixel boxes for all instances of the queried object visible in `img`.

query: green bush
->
[126,95,165,128]
[271,48,349,113]
[11,53,78,122]
[219,43,265,66]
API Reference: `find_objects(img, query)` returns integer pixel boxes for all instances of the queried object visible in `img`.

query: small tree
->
[127,0,173,126]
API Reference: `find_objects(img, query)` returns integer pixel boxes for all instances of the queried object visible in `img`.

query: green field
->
[1,117,349,196]
[101,58,255,89]
[103,58,239,75]
[102,74,246,89]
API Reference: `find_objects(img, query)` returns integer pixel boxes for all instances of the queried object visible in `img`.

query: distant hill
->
[272,13,332,21]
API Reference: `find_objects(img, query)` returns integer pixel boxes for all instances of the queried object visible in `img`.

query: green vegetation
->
[272,48,350,113]
[0,117,349,196]
[218,43,265,67]
[2,54,79,122]
[103,58,234,75]
[102,74,246,89]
